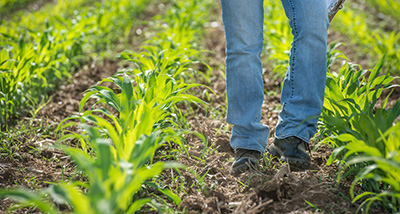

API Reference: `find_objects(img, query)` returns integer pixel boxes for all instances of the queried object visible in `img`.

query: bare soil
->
[166,22,360,213]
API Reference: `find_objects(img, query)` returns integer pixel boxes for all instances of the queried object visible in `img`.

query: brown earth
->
[167,21,359,213]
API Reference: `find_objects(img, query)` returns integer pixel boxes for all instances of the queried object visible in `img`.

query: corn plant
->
[319,55,400,212]
[327,42,348,72]
[1,126,182,213]
[262,0,292,77]
[75,49,206,148]
[326,124,400,213]
[364,0,400,23]
[1,20,86,128]
[53,46,206,212]
[261,1,350,78]
[0,0,41,18]
[0,0,152,130]
[331,5,400,74]
[320,56,399,144]
[1,44,208,214]
[1,0,216,212]
[148,0,214,80]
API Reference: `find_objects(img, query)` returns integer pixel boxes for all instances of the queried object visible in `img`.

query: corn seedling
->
[320,55,399,146]
[262,0,292,77]
[331,5,400,74]
[327,42,348,72]
[364,0,400,23]
[0,0,151,130]
[0,0,35,16]
[328,124,400,212]
[320,55,400,212]
[1,0,217,211]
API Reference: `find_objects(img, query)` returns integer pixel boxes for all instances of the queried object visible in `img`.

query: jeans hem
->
[274,133,309,144]
[231,145,266,154]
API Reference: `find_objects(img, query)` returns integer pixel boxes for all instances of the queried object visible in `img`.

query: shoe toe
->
[268,137,311,170]
[231,158,258,175]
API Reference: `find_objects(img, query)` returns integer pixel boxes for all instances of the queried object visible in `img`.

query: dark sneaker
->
[267,136,311,169]
[231,149,261,175]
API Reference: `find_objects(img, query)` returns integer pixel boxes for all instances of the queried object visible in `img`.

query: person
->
[220,0,330,175]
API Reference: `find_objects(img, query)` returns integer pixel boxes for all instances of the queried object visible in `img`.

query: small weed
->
[305,200,322,212]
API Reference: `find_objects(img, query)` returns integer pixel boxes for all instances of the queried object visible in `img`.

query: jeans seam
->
[288,0,298,101]
[281,0,298,133]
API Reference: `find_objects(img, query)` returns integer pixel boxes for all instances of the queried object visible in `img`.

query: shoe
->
[267,136,311,169]
[231,149,261,175]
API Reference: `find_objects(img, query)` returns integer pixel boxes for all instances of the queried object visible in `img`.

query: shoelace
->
[304,142,312,157]
[237,150,260,159]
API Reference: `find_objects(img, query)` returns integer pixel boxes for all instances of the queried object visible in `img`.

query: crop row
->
[262,0,400,211]
[0,0,215,213]
[1,0,399,212]
[320,52,400,212]
[321,2,400,211]
[0,0,36,17]
[331,2,400,74]
[262,0,400,77]
[0,0,150,130]
[364,0,400,23]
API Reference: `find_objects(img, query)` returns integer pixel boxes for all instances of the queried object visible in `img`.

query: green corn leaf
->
[304,200,319,209]
[352,191,375,203]
[373,109,389,132]
[321,114,345,129]
[326,76,344,101]
[377,123,400,152]
[92,108,122,133]
[0,189,58,214]
[79,91,98,112]
[99,89,121,112]
[84,115,121,153]
[126,198,152,213]
[56,145,96,179]
[50,183,93,214]
[336,133,360,142]
[327,145,346,166]
[145,182,182,205]
[387,98,400,126]
[108,76,123,89]
[349,164,378,198]
[120,73,134,124]
[89,85,114,93]
[368,53,386,86]
[56,115,83,132]
[0,48,10,62]
[95,138,113,181]
[129,132,159,165]
[1,33,18,42]
[346,82,358,95]
[381,89,394,109]
[344,141,382,158]
[116,162,166,211]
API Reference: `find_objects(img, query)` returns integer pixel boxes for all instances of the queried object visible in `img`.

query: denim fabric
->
[221,0,329,153]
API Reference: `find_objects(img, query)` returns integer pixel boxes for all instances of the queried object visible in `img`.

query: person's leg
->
[268,0,329,169]
[221,0,269,155]
[275,0,329,142]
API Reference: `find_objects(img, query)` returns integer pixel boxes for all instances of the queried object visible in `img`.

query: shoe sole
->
[267,144,311,169]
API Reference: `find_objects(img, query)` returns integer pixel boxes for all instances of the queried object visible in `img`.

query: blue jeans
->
[221,0,329,153]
